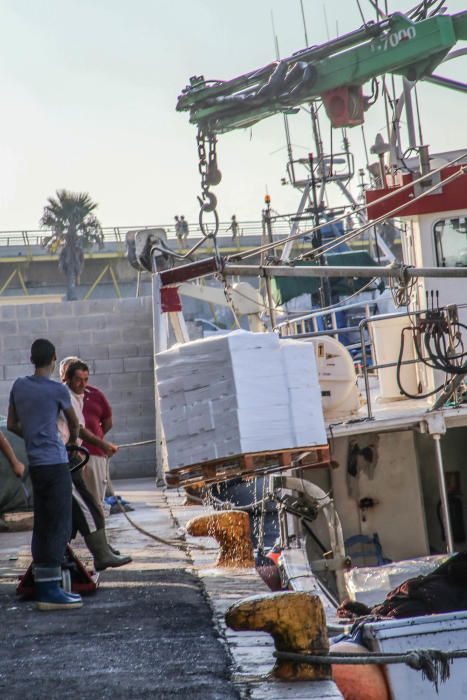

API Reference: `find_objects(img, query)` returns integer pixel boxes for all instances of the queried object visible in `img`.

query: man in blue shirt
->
[8,338,82,611]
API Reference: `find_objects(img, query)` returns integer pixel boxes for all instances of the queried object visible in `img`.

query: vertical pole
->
[263,196,275,258]
[403,78,417,150]
[281,183,311,262]
[265,273,277,329]
[433,433,454,553]
[308,153,331,310]
[360,319,373,420]
[152,259,167,486]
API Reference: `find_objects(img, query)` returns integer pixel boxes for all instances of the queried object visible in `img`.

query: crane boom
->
[177,11,467,132]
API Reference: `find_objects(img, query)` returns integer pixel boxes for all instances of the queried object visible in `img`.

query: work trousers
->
[29,463,72,576]
[71,468,105,537]
[81,455,108,519]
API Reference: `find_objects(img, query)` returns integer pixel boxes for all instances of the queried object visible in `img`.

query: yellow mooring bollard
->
[225,591,331,681]
[185,510,255,567]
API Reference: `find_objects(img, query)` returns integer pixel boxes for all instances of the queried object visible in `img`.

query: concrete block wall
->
[0,296,156,479]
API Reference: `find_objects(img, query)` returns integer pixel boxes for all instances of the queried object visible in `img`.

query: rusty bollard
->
[185,510,255,567]
[225,591,331,681]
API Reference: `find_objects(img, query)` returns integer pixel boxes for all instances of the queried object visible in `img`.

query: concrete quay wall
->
[0,296,156,478]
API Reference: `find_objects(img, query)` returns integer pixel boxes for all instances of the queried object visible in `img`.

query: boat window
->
[434,217,467,267]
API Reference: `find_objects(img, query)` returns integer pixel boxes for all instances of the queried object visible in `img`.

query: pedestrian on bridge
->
[174,215,183,247]
[227,214,240,246]
[180,215,189,244]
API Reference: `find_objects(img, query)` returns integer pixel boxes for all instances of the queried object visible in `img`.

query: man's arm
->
[79,426,118,457]
[7,403,23,438]
[0,430,25,478]
[101,416,112,435]
[63,406,80,445]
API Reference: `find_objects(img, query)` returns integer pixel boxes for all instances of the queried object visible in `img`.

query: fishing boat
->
[128,3,467,697]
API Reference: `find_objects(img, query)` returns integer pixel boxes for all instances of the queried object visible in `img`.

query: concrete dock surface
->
[0,478,342,699]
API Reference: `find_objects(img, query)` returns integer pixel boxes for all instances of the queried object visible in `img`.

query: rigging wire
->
[276,277,381,326]
[229,274,380,318]
[366,0,387,19]
[356,0,369,26]
[227,154,466,263]
[361,125,371,170]
[294,167,466,262]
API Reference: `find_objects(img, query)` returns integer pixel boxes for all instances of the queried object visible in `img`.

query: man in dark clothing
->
[7,338,83,611]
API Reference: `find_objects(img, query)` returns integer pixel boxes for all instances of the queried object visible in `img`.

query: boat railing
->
[276,298,378,342]
[358,309,437,420]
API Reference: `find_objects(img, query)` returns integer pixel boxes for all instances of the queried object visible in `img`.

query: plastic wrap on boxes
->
[155,330,327,471]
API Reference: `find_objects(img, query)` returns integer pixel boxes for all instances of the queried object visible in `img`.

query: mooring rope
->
[107,441,210,551]
[274,647,467,692]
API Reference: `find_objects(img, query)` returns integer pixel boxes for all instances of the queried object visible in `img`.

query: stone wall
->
[0,296,156,478]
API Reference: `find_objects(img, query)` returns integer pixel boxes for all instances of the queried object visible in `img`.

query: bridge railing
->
[0,219,377,260]
[0,220,297,249]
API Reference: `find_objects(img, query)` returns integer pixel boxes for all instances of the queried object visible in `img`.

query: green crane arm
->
[176,11,467,133]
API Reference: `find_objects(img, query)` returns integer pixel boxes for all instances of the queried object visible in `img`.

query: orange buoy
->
[330,641,390,700]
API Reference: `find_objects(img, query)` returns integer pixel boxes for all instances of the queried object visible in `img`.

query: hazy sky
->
[0,0,465,230]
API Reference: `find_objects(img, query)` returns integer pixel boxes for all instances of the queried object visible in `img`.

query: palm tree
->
[40,190,104,300]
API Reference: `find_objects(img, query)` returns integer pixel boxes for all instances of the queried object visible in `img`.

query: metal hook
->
[199,207,220,239]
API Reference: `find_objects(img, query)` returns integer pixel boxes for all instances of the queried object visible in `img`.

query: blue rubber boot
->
[35,581,83,611]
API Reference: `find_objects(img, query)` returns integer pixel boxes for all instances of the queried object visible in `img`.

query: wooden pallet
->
[165,444,330,488]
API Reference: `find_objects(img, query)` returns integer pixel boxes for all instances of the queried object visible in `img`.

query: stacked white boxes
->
[155,330,327,470]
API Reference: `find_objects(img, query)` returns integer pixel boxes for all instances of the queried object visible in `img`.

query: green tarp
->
[271,251,384,305]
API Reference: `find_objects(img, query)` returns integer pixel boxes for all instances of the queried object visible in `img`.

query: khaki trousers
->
[81,455,109,517]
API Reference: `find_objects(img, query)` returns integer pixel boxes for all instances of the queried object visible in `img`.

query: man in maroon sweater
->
[59,357,115,515]
[82,382,113,510]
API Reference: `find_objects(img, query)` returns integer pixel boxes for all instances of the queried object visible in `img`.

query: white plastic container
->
[371,314,418,400]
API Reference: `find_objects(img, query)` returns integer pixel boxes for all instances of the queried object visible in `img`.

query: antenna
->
[270,11,295,182]
[322,3,330,41]
[299,0,310,45]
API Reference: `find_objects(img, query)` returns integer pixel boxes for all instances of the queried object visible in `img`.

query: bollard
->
[225,590,331,681]
[186,510,255,567]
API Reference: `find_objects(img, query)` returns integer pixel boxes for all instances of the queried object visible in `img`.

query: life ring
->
[330,640,390,700]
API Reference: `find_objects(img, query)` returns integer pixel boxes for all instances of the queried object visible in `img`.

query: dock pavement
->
[0,477,342,699]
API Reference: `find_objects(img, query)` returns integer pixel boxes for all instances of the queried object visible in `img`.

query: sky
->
[0,0,466,231]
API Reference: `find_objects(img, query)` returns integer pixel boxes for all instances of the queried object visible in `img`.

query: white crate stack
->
[155,330,327,471]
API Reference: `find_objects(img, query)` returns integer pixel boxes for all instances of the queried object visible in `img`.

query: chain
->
[257,476,268,554]
[221,275,241,328]
[196,126,220,240]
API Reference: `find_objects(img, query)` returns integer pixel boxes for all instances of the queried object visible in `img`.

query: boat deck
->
[326,374,467,438]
